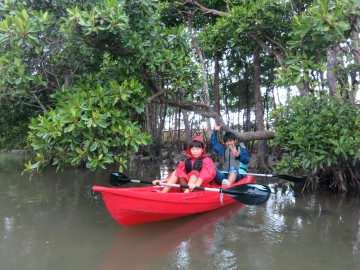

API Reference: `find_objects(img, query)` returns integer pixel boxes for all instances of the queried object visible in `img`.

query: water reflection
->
[176,241,190,269]
[101,203,246,270]
[4,216,15,233]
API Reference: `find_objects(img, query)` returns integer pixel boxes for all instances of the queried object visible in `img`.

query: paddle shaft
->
[154,182,271,200]
[122,179,243,192]
[221,171,306,183]
[155,182,230,192]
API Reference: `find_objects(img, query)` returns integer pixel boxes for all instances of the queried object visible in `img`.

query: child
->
[153,136,216,193]
[211,124,250,187]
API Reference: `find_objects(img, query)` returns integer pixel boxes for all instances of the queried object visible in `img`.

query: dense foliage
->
[271,94,360,192]
[276,0,360,96]
[24,76,151,172]
[1,0,198,172]
[0,97,34,149]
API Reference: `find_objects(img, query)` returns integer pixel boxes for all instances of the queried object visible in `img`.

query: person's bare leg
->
[161,172,178,193]
[178,177,189,193]
[228,171,237,185]
[183,175,198,193]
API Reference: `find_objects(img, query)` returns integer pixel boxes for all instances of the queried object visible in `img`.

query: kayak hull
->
[92,175,256,226]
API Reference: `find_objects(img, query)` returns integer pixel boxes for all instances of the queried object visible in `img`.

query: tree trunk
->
[183,110,192,144]
[185,10,213,136]
[214,51,221,115]
[244,62,252,133]
[327,46,340,96]
[252,47,272,172]
[349,9,360,66]
[144,102,165,157]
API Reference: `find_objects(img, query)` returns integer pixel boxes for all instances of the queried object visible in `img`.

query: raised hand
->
[214,123,222,130]
[230,145,239,157]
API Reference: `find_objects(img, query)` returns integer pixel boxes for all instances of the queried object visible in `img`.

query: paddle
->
[109,172,271,206]
[221,171,306,183]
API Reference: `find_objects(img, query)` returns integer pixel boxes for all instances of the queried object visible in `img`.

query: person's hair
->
[223,132,237,142]
[189,140,203,148]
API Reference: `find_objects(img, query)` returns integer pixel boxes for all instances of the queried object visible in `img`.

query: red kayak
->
[92,174,259,226]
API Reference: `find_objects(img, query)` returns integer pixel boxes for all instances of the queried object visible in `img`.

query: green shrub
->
[24,78,151,173]
[271,94,360,192]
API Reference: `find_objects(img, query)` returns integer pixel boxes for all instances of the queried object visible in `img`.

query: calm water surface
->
[1,152,359,270]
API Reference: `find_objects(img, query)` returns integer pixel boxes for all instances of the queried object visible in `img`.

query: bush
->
[24,78,151,173]
[271,94,360,192]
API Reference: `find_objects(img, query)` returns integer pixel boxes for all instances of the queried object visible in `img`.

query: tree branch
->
[262,31,287,55]
[148,90,275,141]
[182,0,225,16]
[248,32,285,66]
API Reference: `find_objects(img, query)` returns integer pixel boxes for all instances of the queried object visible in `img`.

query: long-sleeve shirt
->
[210,131,250,171]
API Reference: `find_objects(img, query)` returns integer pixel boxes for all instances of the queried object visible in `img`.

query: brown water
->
[1,152,360,270]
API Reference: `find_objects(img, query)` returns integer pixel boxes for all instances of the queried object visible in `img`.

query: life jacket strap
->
[185,158,203,174]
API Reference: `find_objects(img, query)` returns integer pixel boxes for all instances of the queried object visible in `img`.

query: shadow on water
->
[1,153,360,270]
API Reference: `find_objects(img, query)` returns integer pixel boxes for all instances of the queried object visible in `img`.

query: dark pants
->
[214,167,244,185]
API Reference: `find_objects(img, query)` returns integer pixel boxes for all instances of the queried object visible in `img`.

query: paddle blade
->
[109,172,131,186]
[275,174,306,183]
[224,184,271,205]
